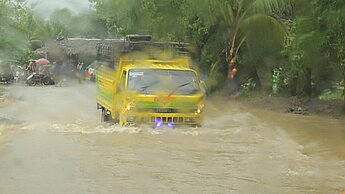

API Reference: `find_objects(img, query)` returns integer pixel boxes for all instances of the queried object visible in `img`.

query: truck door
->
[114,70,127,112]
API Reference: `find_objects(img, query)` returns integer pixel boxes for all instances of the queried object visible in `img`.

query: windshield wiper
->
[140,82,158,93]
[168,82,191,96]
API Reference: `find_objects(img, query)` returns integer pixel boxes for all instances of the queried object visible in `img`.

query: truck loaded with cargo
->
[95,35,205,127]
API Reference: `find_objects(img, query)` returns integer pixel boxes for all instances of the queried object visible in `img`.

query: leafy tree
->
[0,0,28,59]
[282,0,344,98]
[216,0,289,91]
[320,0,345,100]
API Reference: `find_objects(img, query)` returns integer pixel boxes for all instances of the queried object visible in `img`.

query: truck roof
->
[122,64,194,72]
[119,57,192,71]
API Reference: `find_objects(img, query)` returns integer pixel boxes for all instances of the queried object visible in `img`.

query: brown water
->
[0,84,344,194]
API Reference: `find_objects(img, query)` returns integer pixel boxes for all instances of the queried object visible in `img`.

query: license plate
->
[154,108,173,113]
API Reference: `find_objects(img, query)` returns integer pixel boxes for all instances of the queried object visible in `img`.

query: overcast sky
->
[27,0,93,18]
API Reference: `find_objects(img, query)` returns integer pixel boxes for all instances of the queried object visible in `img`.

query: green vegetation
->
[319,89,343,100]
[0,0,344,103]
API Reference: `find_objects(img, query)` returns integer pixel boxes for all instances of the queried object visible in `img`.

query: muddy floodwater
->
[0,84,344,194]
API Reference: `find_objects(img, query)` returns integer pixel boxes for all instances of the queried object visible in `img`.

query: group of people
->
[76,61,96,82]
[22,60,52,85]
[14,59,97,86]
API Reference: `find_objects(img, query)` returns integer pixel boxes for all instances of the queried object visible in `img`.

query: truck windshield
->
[128,69,200,95]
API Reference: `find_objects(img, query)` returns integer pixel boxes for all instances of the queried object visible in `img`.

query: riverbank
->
[236,92,345,119]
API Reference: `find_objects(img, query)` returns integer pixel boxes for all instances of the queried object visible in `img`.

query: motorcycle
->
[26,72,55,86]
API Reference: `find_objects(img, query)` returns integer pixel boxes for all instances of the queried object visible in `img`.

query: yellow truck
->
[96,36,205,127]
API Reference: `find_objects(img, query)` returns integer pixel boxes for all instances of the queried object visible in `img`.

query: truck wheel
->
[101,109,110,122]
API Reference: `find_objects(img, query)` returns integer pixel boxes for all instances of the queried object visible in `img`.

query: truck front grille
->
[128,116,198,125]
[153,108,177,113]
[147,117,196,124]
[151,117,183,123]
[138,108,195,113]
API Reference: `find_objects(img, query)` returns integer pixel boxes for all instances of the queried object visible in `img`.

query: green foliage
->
[322,1,345,94]
[207,57,228,92]
[319,89,343,100]
[0,0,28,59]
[240,78,257,97]
[29,40,44,50]
[219,0,288,91]
[281,0,344,97]
[17,50,41,65]
[272,67,284,94]
[281,19,306,96]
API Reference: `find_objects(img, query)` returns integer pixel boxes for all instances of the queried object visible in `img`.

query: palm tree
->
[220,0,289,85]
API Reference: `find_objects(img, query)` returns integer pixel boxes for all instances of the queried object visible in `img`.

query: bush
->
[318,89,343,100]
[240,78,256,97]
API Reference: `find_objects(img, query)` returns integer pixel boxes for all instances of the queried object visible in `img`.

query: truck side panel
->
[96,65,117,114]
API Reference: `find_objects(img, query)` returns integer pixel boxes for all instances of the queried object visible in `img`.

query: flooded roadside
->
[248,107,345,160]
[0,84,344,193]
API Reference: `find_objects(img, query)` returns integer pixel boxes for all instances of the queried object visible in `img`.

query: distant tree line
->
[0,0,344,101]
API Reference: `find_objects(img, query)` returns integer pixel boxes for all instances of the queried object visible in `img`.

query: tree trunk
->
[252,65,262,89]
[303,68,312,97]
[290,74,298,96]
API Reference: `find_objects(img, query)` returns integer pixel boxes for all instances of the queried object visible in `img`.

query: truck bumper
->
[122,112,203,126]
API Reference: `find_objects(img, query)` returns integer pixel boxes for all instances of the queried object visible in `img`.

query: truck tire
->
[101,109,110,122]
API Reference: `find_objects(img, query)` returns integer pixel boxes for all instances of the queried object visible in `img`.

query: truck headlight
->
[196,103,204,114]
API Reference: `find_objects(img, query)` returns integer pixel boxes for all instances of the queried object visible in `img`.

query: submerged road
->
[0,84,344,194]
